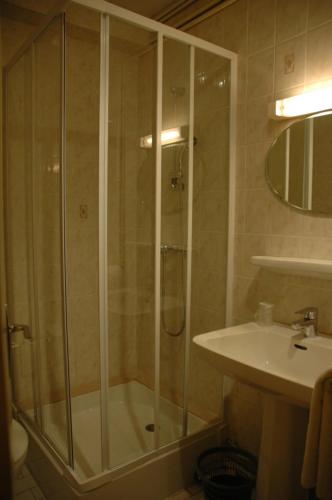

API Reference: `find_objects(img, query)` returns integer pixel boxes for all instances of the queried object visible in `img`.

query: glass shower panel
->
[159,38,190,446]
[189,49,230,425]
[5,51,38,422]
[3,0,235,481]
[65,4,102,478]
[33,17,70,462]
[107,16,157,468]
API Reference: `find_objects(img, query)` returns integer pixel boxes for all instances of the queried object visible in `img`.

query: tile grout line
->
[304,0,309,85]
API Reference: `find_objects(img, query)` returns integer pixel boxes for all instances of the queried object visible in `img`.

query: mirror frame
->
[265,111,332,215]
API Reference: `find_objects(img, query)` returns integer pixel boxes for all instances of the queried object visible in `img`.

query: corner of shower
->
[3,0,237,495]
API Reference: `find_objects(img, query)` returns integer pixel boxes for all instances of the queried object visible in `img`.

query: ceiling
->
[1,0,189,23]
[1,0,229,31]
[1,0,226,55]
[106,0,186,19]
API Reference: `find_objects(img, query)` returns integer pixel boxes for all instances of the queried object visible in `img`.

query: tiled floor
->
[166,484,205,499]
[13,466,46,500]
[167,492,204,500]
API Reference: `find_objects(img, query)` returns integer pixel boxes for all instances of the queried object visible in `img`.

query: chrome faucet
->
[291,307,318,338]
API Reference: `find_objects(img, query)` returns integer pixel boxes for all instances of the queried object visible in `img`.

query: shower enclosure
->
[4,0,236,491]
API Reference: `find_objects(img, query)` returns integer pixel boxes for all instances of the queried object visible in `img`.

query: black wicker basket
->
[196,447,257,500]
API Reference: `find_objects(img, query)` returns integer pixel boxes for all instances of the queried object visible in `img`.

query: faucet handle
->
[295,306,318,320]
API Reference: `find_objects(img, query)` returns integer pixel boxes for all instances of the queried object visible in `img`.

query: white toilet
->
[10,419,29,476]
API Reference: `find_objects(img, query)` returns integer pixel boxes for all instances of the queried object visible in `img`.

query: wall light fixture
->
[140,127,183,148]
[274,85,332,118]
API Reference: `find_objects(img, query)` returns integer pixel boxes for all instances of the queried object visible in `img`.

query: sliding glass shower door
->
[106,15,158,468]
[33,15,72,463]
[159,37,190,446]
[5,48,37,422]
[4,15,73,465]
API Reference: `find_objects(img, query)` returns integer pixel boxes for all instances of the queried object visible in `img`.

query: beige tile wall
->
[107,27,148,387]
[136,46,158,393]
[65,9,101,397]
[2,6,102,407]
[33,17,69,411]
[5,53,35,410]
[188,0,332,454]
[6,15,73,411]
[158,40,189,409]
[1,2,40,411]
[1,0,57,66]
[189,50,230,421]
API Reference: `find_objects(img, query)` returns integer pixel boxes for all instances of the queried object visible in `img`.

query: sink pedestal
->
[256,394,309,500]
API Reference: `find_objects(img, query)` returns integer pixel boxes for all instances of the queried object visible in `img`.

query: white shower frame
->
[78,0,238,475]
[5,0,237,490]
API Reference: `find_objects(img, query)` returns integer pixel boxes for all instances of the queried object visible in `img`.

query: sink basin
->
[193,322,332,406]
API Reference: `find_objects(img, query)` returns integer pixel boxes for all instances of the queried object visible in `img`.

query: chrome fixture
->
[171,176,184,191]
[7,323,32,340]
[170,142,187,191]
[160,243,186,254]
[171,137,197,189]
[197,71,207,85]
[291,307,318,338]
[161,243,186,337]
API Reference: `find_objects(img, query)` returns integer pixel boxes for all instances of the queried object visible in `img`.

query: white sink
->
[193,322,332,406]
[194,322,332,499]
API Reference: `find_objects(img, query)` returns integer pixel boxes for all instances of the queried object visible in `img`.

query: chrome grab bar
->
[160,243,187,254]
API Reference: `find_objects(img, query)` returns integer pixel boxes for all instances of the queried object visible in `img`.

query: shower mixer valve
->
[171,176,184,191]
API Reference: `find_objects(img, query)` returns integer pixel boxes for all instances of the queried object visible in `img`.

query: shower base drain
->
[145,423,155,432]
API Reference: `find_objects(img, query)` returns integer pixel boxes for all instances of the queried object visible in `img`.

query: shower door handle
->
[8,323,32,340]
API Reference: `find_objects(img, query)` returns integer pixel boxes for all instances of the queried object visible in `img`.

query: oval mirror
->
[266,111,332,214]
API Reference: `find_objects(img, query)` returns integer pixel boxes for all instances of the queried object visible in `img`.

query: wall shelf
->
[251,256,332,280]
